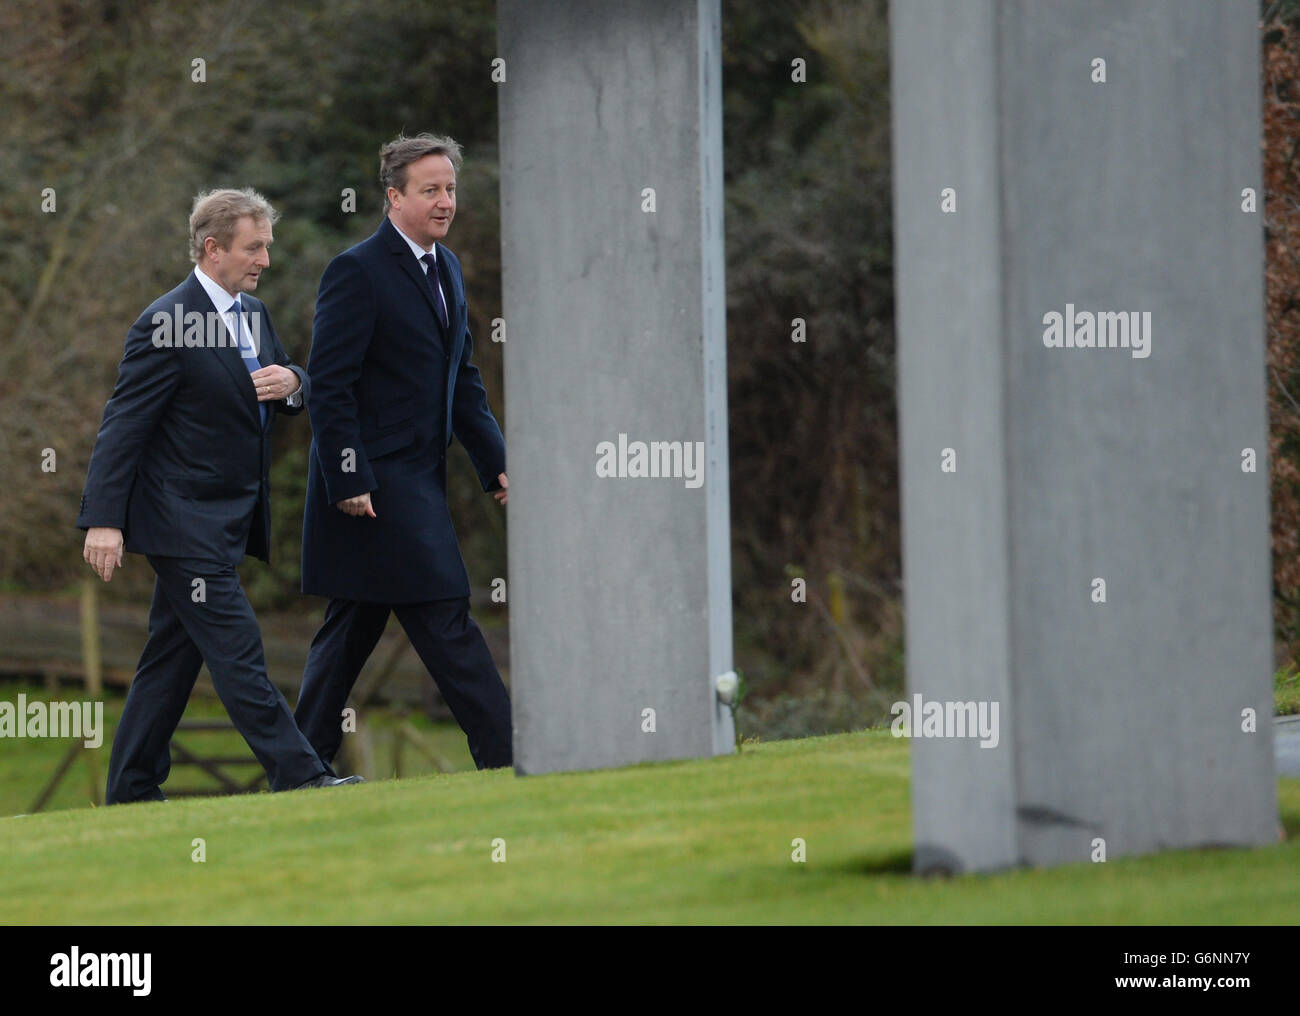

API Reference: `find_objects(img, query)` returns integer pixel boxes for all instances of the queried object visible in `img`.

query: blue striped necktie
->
[232,298,268,428]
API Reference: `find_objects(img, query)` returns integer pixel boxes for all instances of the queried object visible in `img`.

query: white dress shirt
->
[194,264,302,407]
[391,220,448,311]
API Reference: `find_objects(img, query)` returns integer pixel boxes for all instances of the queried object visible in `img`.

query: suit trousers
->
[105,555,326,803]
[295,597,513,772]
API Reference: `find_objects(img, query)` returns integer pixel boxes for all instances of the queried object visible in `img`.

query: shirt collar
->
[194,264,241,312]
[390,219,437,266]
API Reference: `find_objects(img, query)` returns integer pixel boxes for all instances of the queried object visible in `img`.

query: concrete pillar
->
[498,0,733,774]
[891,0,1278,871]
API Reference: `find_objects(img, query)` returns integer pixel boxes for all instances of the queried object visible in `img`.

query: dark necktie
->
[420,252,449,331]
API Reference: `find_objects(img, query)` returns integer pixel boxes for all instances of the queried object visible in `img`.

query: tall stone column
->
[891,0,1278,871]
[498,0,733,774]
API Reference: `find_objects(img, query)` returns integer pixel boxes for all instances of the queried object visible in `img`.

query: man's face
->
[204,215,272,295]
[389,154,456,248]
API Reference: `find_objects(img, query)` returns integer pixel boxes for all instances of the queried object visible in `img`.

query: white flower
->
[715,670,739,705]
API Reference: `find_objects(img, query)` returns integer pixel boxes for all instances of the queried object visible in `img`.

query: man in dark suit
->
[78,188,362,803]
[296,133,512,772]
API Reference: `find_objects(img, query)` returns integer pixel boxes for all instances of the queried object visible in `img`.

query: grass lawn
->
[0,684,477,817]
[0,724,1296,924]
[1276,663,1300,716]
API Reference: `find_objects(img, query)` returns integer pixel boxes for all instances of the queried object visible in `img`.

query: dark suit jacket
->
[75,270,309,564]
[301,217,506,603]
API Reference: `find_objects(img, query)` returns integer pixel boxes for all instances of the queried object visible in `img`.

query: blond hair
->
[188,187,279,264]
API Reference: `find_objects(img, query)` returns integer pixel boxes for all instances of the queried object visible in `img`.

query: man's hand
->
[250,365,300,402]
[84,527,124,583]
[336,492,377,518]
[493,472,507,505]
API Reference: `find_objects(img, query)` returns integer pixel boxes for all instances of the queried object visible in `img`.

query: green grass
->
[0,684,477,817]
[0,726,1296,924]
[1276,663,1300,716]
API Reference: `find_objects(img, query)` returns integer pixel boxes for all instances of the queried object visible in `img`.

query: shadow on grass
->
[1280,806,1300,841]
[830,848,915,876]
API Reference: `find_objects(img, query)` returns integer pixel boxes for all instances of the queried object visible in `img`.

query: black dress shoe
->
[294,773,367,790]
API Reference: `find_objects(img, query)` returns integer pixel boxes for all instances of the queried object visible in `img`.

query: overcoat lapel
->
[382,217,446,333]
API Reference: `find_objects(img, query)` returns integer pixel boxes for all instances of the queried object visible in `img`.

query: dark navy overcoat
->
[301,218,505,603]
